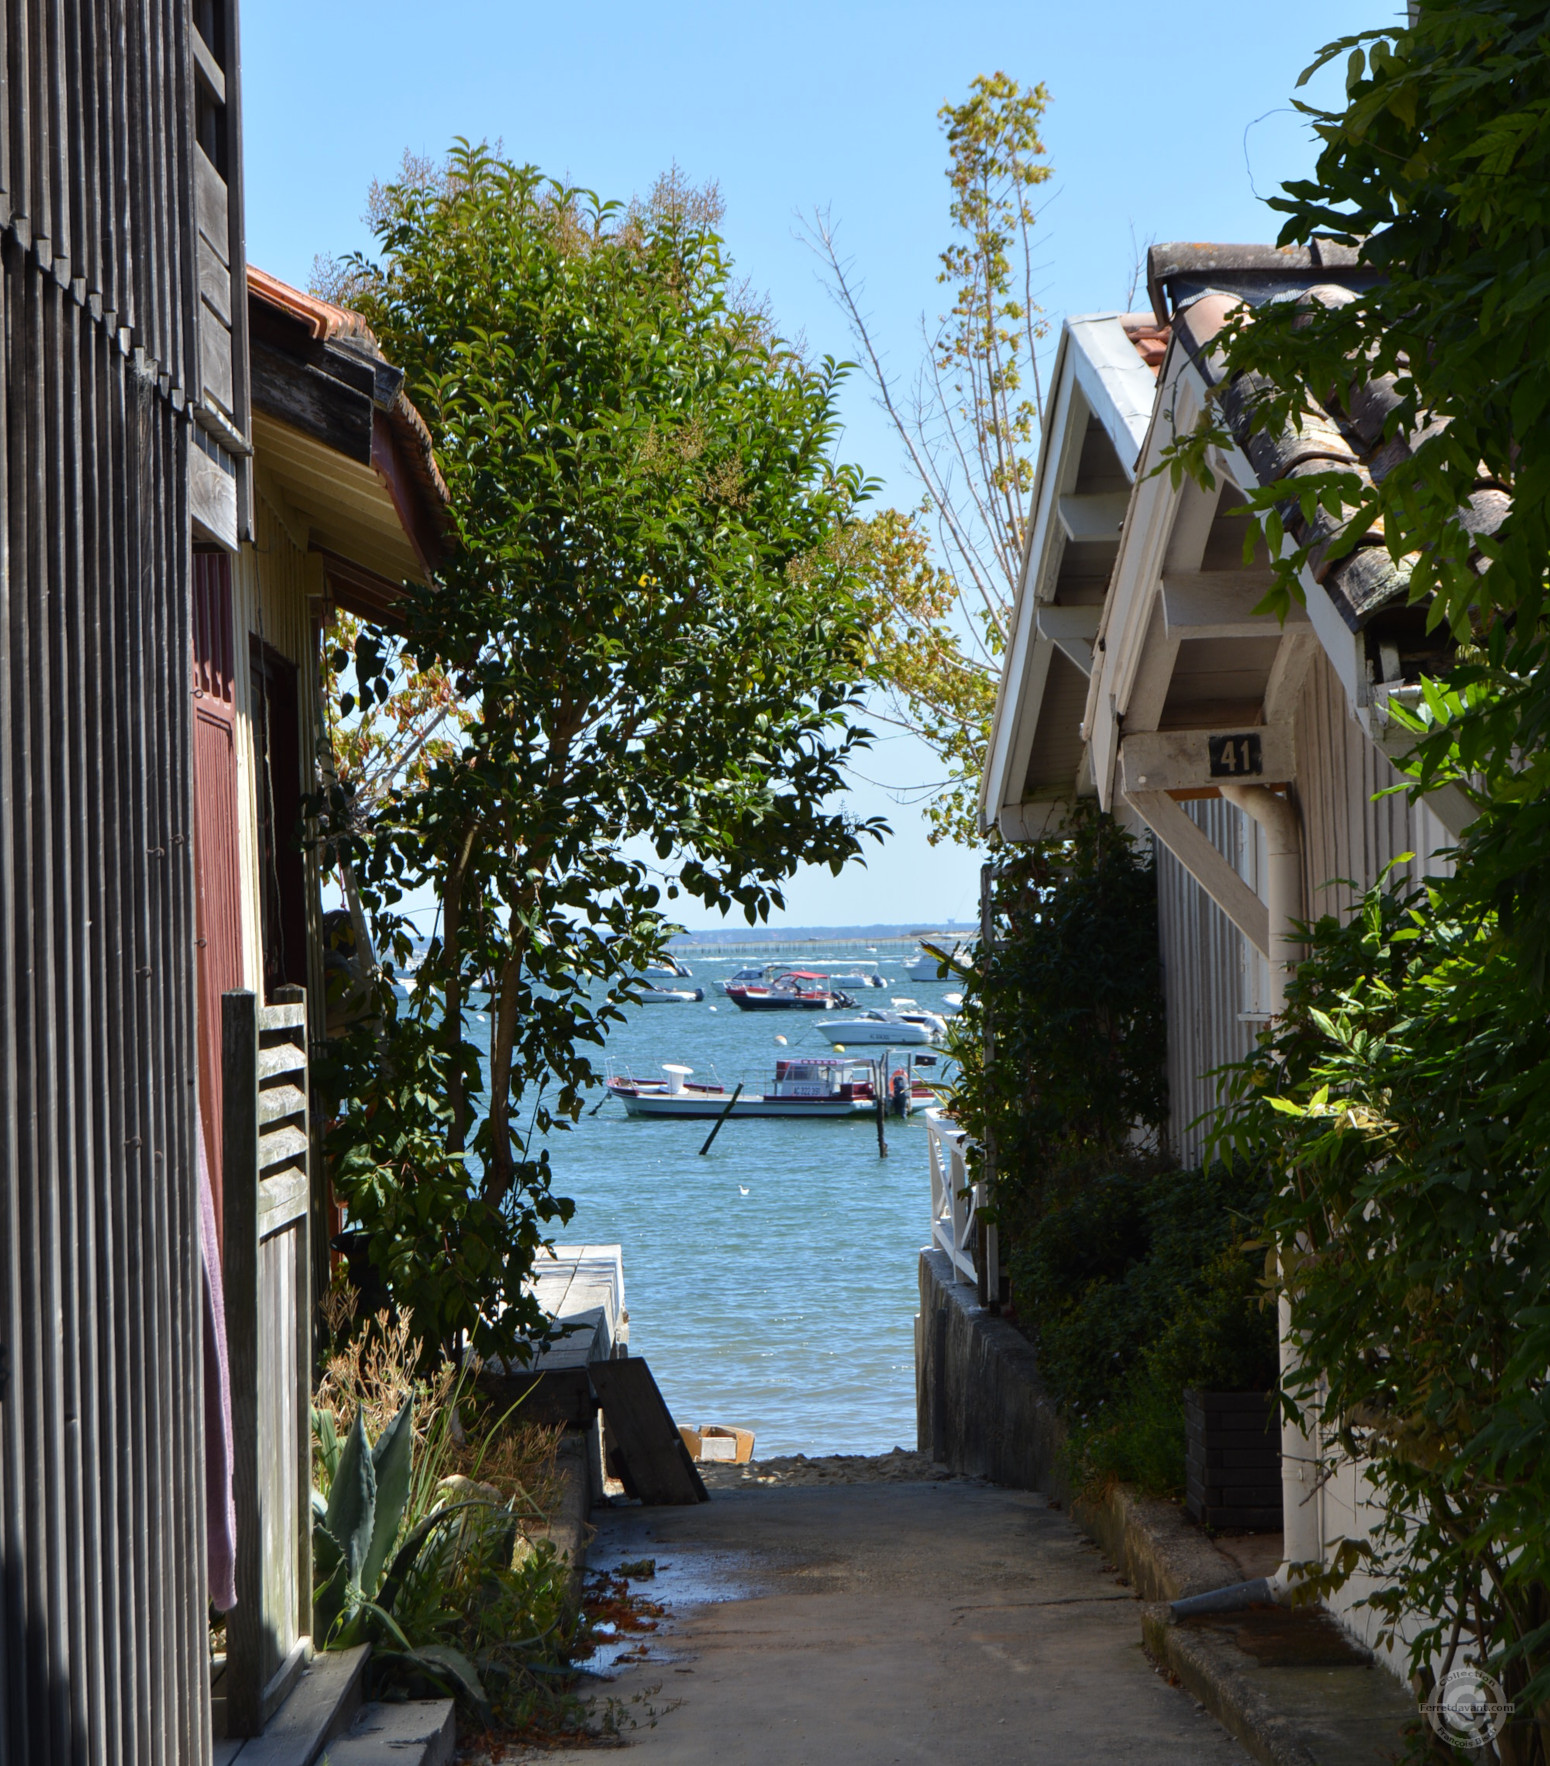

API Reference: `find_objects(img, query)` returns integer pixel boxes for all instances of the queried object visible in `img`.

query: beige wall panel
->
[231,482,325,1005]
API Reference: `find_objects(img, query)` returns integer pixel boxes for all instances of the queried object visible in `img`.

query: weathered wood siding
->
[0,4,211,1761]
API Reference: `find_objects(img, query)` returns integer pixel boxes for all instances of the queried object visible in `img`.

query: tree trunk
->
[442,821,480,1154]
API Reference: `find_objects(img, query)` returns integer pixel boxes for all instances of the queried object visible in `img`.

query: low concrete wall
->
[916,1249,1259,1605]
[915,1248,1067,1494]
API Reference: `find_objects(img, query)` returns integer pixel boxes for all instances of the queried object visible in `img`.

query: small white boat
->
[643,952,694,980]
[905,942,969,981]
[815,1007,939,1047]
[636,984,704,1003]
[811,962,888,990]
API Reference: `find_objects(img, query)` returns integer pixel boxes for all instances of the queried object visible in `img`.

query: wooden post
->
[223,990,263,1738]
[698,1082,744,1155]
[874,1058,888,1158]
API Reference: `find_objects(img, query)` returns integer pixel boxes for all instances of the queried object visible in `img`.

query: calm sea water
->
[490,944,960,1458]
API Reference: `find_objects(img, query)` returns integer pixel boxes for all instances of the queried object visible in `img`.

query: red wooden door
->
[193,548,246,1247]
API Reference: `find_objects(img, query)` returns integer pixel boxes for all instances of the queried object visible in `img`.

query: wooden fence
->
[926,1110,1000,1306]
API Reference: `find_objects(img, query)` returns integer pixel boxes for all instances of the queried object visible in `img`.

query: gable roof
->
[982,241,1495,844]
[978,312,1162,839]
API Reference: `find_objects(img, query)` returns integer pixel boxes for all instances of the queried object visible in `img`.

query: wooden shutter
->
[193,549,246,1242]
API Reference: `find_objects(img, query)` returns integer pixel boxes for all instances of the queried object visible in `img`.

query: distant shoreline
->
[667,923,976,945]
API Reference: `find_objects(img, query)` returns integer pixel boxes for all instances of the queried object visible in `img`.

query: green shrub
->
[1010,1159,1277,1497]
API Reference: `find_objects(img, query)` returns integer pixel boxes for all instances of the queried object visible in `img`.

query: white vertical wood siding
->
[1294,647,1453,918]
[1156,801,1258,1166]
[1157,648,1455,1164]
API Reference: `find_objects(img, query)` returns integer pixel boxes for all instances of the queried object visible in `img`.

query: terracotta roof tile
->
[1122,317,1171,376]
[247,264,381,353]
[248,266,451,551]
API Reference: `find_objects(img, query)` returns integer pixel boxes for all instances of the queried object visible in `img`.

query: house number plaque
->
[1208,732,1263,778]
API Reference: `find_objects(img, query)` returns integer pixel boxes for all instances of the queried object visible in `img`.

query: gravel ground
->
[699,1448,958,1489]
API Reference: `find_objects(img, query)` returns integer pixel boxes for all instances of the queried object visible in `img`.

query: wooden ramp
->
[591,1358,709,1505]
[479,1246,707,1505]
[478,1244,628,1427]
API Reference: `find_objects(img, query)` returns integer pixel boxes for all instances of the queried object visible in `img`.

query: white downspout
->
[1218,783,1321,1583]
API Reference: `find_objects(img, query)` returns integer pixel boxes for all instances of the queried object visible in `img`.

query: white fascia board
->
[980,315,1153,834]
[1084,344,1198,808]
[980,326,1078,831]
[1065,312,1159,474]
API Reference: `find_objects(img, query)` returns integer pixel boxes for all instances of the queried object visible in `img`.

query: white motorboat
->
[810,962,888,990]
[815,1008,935,1047]
[636,983,704,1003]
[905,942,969,981]
[643,952,694,980]
[609,1057,885,1119]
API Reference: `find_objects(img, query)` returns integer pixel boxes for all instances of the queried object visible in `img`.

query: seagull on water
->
[739,1185,750,1195]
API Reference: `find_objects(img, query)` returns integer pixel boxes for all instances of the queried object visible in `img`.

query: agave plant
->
[311,1396,491,1710]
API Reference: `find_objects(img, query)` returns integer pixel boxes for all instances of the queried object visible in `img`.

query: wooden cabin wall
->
[1155,648,1455,1166]
[0,2,211,1759]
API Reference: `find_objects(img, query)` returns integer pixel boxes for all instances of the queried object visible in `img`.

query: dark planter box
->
[1184,1389,1282,1532]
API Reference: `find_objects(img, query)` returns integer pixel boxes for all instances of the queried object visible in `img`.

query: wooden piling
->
[699,1082,745,1154]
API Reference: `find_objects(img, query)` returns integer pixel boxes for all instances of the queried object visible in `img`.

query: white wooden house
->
[980,242,1486,1660]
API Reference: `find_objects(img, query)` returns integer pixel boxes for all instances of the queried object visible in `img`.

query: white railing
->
[927,1108,993,1288]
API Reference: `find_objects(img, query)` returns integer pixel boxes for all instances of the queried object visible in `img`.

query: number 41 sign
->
[1208,733,1263,778]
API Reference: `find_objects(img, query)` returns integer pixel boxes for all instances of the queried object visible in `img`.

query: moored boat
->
[905,942,969,981]
[643,952,695,980]
[607,1057,927,1119]
[724,970,856,1011]
[714,962,776,996]
[814,1005,943,1047]
[811,962,888,990]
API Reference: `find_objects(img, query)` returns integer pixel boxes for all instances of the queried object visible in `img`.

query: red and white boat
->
[606,1058,933,1119]
[722,970,856,1012]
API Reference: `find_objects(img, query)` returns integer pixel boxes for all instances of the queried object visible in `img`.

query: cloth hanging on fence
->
[200,1127,238,1612]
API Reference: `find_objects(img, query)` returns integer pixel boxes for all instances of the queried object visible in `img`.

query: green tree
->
[810,73,1053,843]
[320,147,884,1357]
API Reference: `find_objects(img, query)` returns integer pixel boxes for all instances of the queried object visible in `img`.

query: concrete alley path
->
[536,1458,1249,1765]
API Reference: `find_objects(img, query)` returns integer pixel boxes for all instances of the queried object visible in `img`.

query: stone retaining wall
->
[914,1248,1067,1495]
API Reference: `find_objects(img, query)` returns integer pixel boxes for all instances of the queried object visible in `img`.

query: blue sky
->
[242,0,1378,930]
